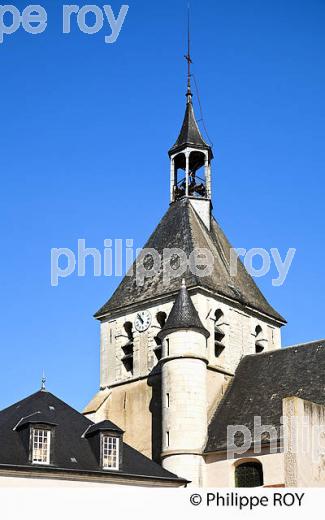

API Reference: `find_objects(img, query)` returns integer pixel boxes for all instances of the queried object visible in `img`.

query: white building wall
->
[0,474,183,488]
[204,451,284,487]
[283,396,325,487]
[0,475,123,488]
[163,454,204,486]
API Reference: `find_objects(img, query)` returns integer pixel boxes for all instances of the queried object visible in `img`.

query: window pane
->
[32,429,50,464]
[102,436,119,470]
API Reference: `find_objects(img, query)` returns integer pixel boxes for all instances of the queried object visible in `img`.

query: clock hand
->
[137,313,144,324]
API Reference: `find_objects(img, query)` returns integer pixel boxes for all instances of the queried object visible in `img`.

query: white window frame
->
[31,428,51,465]
[102,435,119,470]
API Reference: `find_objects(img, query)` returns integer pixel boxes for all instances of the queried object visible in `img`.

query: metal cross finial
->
[184,3,192,101]
[41,370,46,391]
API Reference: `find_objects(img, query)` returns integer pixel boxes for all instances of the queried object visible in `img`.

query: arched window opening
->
[153,312,167,361]
[173,153,186,200]
[235,461,264,487]
[156,312,167,328]
[124,321,133,340]
[188,151,207,198]
[255,325,264,354]
[153,336,162,361]
[121,322,134,374]
[214,310,225,358]
[172,151,208,201]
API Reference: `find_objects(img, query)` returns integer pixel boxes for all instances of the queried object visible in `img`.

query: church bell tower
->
[168,32,213,229]
[84,12,285,471]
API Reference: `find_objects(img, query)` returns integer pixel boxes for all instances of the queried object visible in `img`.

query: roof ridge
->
[242,340,325,361]
[283,339,325,349]
[0,390,92,423]
[188,205,231,278]
[0,390,45,415]
[183,199,199,286]
[210,217,232,274]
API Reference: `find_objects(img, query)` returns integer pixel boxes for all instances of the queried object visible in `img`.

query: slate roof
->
[205,340,325,453]
[15,411,58,429]
[158,282,209,339]
[168,99,212,156]
[95,198,285,323]
[84,420,124,436]
[0,390,186,483]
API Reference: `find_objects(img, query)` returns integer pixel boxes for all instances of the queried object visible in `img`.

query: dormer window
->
[102,434,119,470]
[13,413,56,466]
[84,420,123,472]
[31,427,51,464]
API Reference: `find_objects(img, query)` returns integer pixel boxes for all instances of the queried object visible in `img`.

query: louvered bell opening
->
[122,341,134,373]
[214,325,225,357]
[153,337,162,361]
[255,341,265,354]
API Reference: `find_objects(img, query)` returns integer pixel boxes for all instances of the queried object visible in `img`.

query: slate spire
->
[169,7,211,158]
[168,99,211,157]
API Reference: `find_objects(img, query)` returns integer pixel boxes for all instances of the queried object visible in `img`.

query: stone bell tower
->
[158,280,210,486]
[84,21,285,469]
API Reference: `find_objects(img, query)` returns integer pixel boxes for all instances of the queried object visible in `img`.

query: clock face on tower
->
[134,310,152,332]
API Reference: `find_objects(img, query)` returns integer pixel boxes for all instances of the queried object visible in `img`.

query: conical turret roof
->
[158,281,209,339]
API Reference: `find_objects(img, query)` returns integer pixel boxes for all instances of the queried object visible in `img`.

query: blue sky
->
[0,0,324,411]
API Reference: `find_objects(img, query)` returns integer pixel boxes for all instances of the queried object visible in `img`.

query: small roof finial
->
[181,278,186,288]
[41,370,46,391]
[184,3,192,102]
